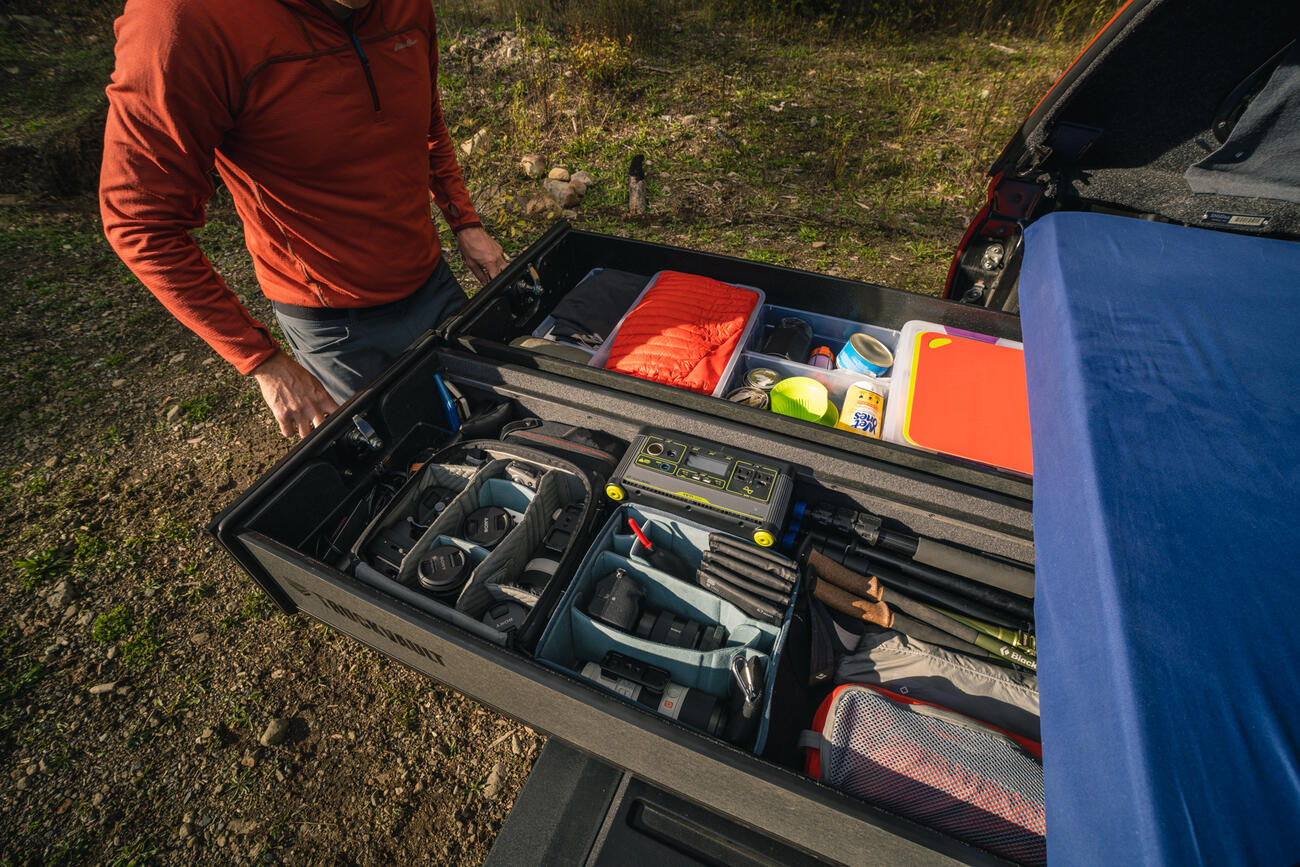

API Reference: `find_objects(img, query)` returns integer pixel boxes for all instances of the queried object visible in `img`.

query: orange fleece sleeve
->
[425,9,482,233]
[99,0,278,375]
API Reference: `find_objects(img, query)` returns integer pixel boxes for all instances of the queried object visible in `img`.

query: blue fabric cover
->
[1018,212,1300,865]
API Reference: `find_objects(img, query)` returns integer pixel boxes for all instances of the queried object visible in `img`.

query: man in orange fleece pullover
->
[100,0,504,437]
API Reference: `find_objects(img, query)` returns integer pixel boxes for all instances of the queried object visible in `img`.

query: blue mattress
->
[1018,212,1300,865]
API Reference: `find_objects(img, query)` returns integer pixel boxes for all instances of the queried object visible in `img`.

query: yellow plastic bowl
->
[770,377,837,426]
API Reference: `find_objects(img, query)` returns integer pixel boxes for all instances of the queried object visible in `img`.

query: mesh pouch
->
[800,683,1045,866]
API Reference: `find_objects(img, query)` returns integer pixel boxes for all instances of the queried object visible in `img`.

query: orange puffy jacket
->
[99,0,480,374]
[605,271,761,395]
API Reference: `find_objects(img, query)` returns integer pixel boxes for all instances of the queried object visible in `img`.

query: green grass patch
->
[107,836,157,867]
[218,591,275,629]
[179,393,218,422]
[223,689,266,732]
[152,512,190,542]
[121,627,160,671]
[91,604,132,643]
[15,548,62,589]
[45,830,94,867]
[1,658,46,704]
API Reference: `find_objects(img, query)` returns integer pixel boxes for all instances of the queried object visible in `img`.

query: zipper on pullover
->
[342,17,381,112]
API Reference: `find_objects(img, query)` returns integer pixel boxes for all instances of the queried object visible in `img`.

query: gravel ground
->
[1,200,541,864]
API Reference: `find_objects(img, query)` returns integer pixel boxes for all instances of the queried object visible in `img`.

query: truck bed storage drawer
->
[214,341,1036,865]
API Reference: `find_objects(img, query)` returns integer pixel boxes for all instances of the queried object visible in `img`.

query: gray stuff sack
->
[835,627,1040,742]
[1185,40,1300,205]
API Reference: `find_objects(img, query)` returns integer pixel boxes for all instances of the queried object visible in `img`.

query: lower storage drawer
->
[213,346,1037,865]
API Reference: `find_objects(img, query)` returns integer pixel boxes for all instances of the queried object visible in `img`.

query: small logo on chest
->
[392,37,418,52]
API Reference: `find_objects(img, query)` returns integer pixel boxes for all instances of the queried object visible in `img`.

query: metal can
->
[744,367,781,391]
[834,380,886,439]
[836,333,894,376]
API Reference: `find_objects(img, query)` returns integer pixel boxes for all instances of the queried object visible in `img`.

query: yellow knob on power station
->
[753,529,775,548]
[605,483,625,502]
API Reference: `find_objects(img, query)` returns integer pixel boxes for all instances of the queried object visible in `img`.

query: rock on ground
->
[525,194,561,218]
[543,179,580,209]
[570,170,595,196]
[260,717,290,747]
[520,154,546,178]
[461,128,490,157]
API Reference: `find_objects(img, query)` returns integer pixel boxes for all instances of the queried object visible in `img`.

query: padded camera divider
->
[352,536,501,645]
[457,468,574,617]
[752,568,798,753]
[536,504,798,750]
[397,460,529,585]
[569,552,774,695]
[607,532,636,557]
[484,581,541,609]
[347,459,479,564]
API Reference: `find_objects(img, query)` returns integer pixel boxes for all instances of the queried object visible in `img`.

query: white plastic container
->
[528,267,612,356]
[881,320,1025,469]
[589,271,766,397]
[725,305,901,408]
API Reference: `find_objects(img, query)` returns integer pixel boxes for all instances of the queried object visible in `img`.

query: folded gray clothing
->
[1186,40,1300,204]
[836,627,1040,742]
[550,268,649,349]
[509,336,595,363]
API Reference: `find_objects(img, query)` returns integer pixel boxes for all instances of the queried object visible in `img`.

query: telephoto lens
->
[579,653,728,737]
[587,569,728,650]
[634,610,728,651]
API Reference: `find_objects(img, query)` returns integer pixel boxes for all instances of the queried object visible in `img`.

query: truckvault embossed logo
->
[283,578,445,667]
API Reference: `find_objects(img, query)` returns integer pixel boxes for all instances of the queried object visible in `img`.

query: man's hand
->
[454,226,506,286]
[251,350,340,438]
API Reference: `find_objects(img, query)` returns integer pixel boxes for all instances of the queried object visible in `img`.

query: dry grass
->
[436,12,1089,293]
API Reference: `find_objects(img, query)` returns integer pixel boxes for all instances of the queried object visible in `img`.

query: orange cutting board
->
[902,332,1033,474]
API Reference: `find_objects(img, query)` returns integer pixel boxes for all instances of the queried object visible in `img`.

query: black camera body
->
[366,522,420,580]
[587,569,727,651]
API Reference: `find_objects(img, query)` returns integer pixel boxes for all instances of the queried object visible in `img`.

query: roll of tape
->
[836,333,894,376]
[726,386,770,409]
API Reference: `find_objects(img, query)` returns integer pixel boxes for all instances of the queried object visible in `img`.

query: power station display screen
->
[613,429,795,545]
[684,453,730,476]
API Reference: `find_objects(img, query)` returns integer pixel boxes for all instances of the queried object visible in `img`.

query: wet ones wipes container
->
[834,381,885,438]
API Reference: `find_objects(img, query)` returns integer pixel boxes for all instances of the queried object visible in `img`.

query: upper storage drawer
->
[442,223,1031,501]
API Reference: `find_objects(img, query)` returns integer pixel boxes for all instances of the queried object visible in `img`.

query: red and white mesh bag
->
[800,683,1045,865]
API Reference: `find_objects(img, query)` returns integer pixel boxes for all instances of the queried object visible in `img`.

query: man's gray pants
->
[273,258,466,403]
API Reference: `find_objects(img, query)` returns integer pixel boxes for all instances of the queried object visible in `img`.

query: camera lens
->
[518,555,560,595]
[587,569,645,632]
[635,610,725,651]
[417,545,469,600]
[482,600,528,635]
[464,505,514,548]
